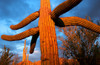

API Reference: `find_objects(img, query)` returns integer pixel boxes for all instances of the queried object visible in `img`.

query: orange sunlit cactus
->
[1,0,100,65]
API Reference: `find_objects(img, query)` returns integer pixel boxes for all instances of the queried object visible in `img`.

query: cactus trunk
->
[39,0,59,65]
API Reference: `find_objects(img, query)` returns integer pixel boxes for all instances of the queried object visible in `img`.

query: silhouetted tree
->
[59,25,100,65]
[0,46,14,65]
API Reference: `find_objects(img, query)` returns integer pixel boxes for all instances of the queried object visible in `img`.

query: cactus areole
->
[1,0,100,65]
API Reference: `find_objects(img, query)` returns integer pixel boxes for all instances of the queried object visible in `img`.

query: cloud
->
[28,49,41,61]
[0,0,28,19]
[87,0,100,19]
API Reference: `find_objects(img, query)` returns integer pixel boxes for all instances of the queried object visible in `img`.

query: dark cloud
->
[87,0,100,19]
[0,0,38,20]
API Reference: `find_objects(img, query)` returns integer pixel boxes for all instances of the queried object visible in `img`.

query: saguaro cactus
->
[38,0,59,65]
[22,40,28,61]
[1,0,100,65]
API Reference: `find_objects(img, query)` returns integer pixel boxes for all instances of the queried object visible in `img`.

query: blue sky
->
[0,0,100,62]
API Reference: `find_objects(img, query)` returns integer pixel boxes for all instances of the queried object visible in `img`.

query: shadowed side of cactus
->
[30,32,39,54]
[50,0,100,34]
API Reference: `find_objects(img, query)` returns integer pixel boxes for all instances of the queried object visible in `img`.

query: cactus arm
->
[1,27,39,41]
[51,0,82,20]
[30,32,39,54]
[57,17,100,33]
[10,11,40,30]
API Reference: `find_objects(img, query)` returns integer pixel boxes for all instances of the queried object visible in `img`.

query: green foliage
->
[59,26,100,65]
[0,46,14,65]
